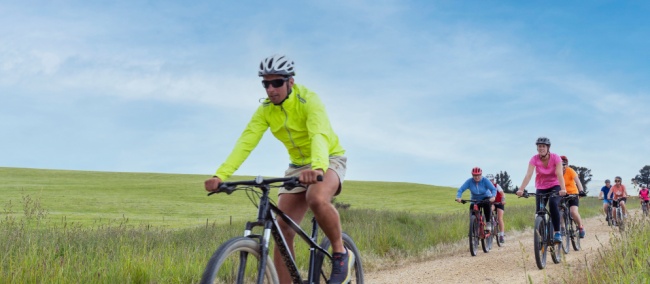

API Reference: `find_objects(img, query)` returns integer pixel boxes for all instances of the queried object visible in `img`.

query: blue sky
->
[2,1,649,191]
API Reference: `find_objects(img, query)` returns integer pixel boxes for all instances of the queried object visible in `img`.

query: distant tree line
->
[633,165,650,189]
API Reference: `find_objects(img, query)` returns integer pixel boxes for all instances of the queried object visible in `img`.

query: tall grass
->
[571,214,650,283]
[0,168,615,283]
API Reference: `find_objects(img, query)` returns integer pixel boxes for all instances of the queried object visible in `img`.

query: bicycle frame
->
[211,176,331,284]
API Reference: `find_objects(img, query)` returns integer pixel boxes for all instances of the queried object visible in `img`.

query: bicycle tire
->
[617,208,625,232]
[493,213,502,247]
[549,216,562,265]
[200,237,279,284]
[534,216,547,269]
[313,232,364,284]
[560,210,570,254]
[607,206,614,226]
[570,217,581,251]
[482,217,492,253]
[469,215,479,256]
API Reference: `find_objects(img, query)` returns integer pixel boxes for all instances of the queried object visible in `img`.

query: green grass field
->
[0,167,643,283]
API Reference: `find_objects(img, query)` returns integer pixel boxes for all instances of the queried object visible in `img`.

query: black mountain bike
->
[642,200,649,217]
[460,199,493,256]
[521,191,562,270]
[558,195,580,253]
[200,176,364,284]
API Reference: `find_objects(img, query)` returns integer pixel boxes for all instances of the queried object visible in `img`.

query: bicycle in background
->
[558,195,581,253]
[491,202,503,247]
[460,199,493,256]
[642,200,649,217]
[200,175,364,284]
[612,198,626,232]
[520,191,562,269]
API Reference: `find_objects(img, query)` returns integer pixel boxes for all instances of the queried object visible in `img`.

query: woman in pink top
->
[517,137,567,244]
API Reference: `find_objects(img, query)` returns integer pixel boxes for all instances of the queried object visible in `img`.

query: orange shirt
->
[562,167,579,194]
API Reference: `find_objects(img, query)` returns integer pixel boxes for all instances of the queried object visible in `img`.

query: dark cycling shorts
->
[494,203,505,211]
[567,197,580,207]
[612,197,627,207]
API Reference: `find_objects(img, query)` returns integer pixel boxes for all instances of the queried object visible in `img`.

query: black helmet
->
[605,179,610,183]
[535,137,551,146]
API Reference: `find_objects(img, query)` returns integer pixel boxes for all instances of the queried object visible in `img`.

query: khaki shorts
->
[279,156,347,195]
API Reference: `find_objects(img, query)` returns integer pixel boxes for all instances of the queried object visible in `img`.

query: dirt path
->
[365,213,623,284]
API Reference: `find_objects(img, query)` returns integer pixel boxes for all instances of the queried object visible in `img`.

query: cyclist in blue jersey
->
[456,167,497,230]
[599,179,612,221]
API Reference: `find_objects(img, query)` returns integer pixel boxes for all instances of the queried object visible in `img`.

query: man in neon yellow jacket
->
[204,54,353,284]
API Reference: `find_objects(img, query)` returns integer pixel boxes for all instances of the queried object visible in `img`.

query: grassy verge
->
[570,214,650,283]
[0,167,613,282]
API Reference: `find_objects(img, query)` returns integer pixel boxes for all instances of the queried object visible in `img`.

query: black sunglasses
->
[261,78,289,89]
[615,180,622,183]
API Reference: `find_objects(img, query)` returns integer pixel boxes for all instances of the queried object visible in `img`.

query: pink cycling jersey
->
[529,153,562,189]
[640,189,649,201]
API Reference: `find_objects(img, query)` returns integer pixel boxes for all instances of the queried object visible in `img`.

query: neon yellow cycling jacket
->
[214,83,345,181]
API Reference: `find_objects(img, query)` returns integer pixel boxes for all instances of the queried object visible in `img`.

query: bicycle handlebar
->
[208,175,323,196]
[459,199,492,205]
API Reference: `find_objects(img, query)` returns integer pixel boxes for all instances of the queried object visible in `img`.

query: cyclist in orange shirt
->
[607,176,628,222]
[560,155,586,238]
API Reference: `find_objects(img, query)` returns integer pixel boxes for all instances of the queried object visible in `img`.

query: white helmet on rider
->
[258,54,295,77]
[486,174,495,180]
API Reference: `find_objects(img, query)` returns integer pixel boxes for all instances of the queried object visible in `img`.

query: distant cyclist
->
[516,137,567,244]
[599,179,612,221]
[638,186,649,211]
[560,155,586,238]
[607,176,629,222]
[487,174,506,243]
[456,167,497,231]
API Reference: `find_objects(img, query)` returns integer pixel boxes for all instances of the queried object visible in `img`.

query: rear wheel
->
[469,215,479,256]
[533,216,547,269]
[313,233,364,284]
[481,216,492,253]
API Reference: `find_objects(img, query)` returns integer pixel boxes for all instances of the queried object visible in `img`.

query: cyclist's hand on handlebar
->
[489,197,496,203]
[455,198,462,203]
[559,189,567,196]
[299,169,324,184]
[205,177,222,192]
[516,190,524,197]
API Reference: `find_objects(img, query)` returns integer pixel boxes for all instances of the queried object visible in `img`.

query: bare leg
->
[497,208,505,233]
[306,170,345,253]
[570,205,583,228]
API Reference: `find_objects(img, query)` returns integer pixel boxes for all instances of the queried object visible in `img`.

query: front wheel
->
[533,216,547,269]
[313,232,364,284]
[617,208,625,232]
[570,218,581,251]
[493,213,502,247]
[469,215,479,256]
[560,210,570,254]
[200,237,279,284]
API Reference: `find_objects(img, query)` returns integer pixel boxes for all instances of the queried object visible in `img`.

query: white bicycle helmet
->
[486,174,495,180]
[258,54,295,77]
